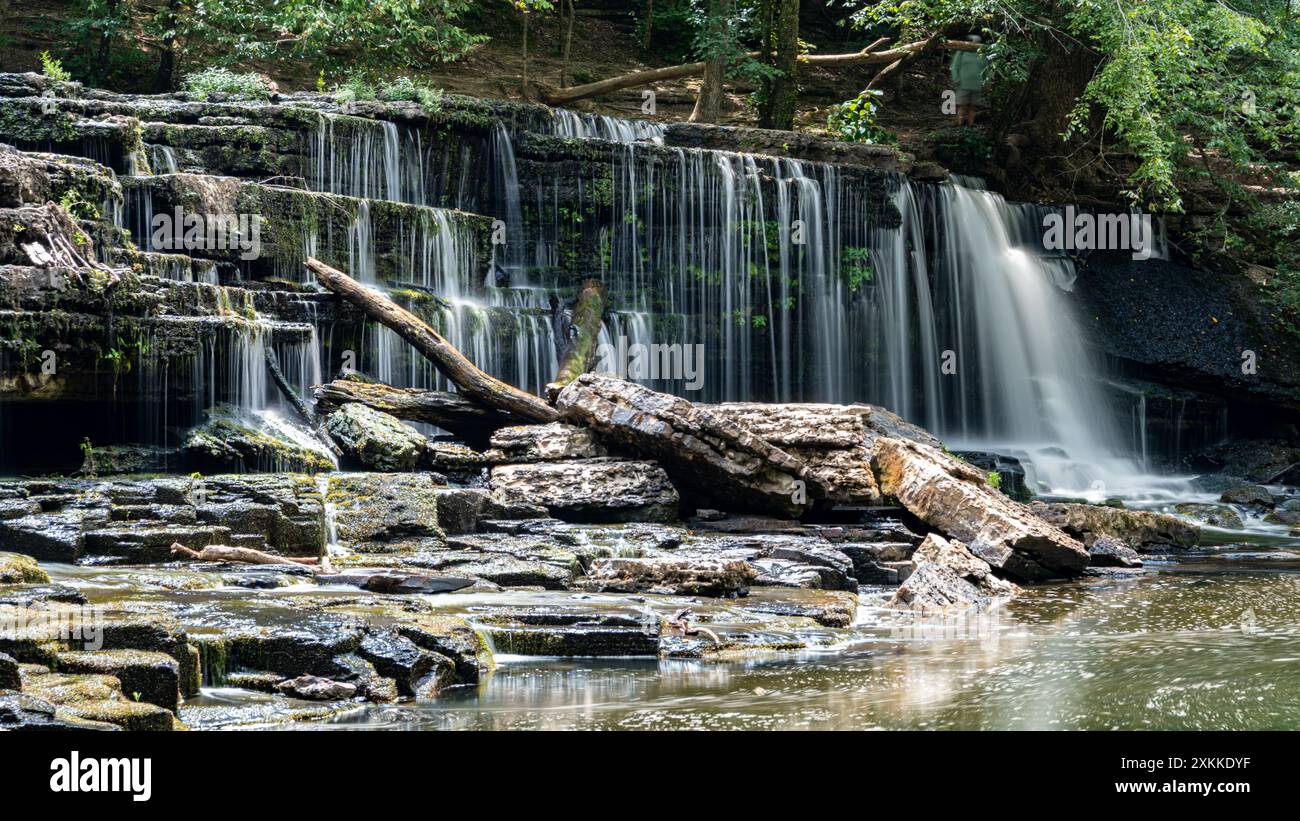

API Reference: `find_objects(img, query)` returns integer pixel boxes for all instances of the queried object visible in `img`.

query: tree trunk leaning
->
[547,278,609,400]
[306,257,559,423]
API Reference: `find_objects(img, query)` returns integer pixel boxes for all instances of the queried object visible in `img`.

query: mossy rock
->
[0,551,50,584]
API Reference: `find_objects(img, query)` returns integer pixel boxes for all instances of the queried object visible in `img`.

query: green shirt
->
[951,51,987,92]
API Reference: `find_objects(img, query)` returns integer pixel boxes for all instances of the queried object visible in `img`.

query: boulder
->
[326,403,430,472]
[1087,536,1143,568]
[872,437,1089,580]
[276,675,357,701]
[1219,484,1275,511]
[317,569,476,595]
[54,649,180,713]
[182,413,334,473]
[326,472,444,549]
[0,513,85,562]
[490,458,679,523]
[889,534,1017,610]
[433,487,548,535]
[357,629,443,697]
[484,422,606,462]
[1029,501,1199,549]
[584,556,757,597]
[0,551,49,584]
[556,374,821,516]
[1173,503,1244,530]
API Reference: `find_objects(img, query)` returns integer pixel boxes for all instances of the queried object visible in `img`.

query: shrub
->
[183,68,271,101]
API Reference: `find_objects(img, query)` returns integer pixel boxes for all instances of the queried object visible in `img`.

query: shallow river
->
[301,534,1300,731]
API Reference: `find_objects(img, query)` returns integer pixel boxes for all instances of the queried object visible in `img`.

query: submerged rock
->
[326,403,431,472]
[490,458,679,523]
[1030,501,1199,549]
[873,437,1088,580]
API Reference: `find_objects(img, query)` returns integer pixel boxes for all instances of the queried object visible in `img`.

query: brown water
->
[313,545,1300,731]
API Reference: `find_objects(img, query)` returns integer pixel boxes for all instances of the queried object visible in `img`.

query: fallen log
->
[546,278,608,401]
[540,38,978,106]
[313,379,518,446]
[169,542,322,567]
[556,373,825,517]
[307,257,559,423]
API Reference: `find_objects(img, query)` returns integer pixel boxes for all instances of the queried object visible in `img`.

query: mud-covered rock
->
[490,457,679,523]
[326,402,430,471]
[873,437,1088,580]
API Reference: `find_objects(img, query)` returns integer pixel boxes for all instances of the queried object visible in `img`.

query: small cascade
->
[544,109,665,144]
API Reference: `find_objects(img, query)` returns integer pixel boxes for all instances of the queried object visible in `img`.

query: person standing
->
[950,35,988,126]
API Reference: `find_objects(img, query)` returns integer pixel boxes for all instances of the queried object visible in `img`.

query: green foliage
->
[840,246,874,290]
[58,189,101,222]
[853,0,1300,215]
[826,89,896,145]
[183,67,271,100]
[39,51,72,82]
[987,470,1002,490]
[633,0,700,62]
[333,75,445,112]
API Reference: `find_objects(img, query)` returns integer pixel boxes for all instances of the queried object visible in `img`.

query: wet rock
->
[889,535,1017,611]
[20,668,176,730]
[836,542,917,584]
[0,691,119,730]
[490,458,679,523]
[0,650,18,690]
[79,444,175,476]
[1220,484,1276,511]
[405,548,576,590]
[737,589,858,628]
[327,402,430,471]
[426,442,488,481]
[0,513,85,562]
[484,422,606,462]
[0,551,49,584]
[183,413,334,473]
[955,451,1033,502]
[357,629,444,697]
[1030,501,1200,549]
[55,649,180,713]
[0,498,40,519]
[318,568,476,595]
[332,655,398,703]
[1265,508,1300,526]
[481,622,660,657]
[873,437,1089,580]
[1173,503,1244,530]
[433,486,547,535]
[202,619,365,681]
[584,557,757,597]
[195,474,326,554]
[276,675,357,701]
[83,523,230,563]
[1087,536,1143,568]
[1192,439,1300,484]
[413,655,458,699]
[327,472,444,549]
[556,374,820,516]
[394,615,492,685]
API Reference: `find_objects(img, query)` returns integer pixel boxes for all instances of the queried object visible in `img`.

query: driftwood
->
[546,278,608,400]
[307,257,559,423]
[541,38,978,106]
[313,378,517,446]
[264,346,342,458]
[169,542,323,567]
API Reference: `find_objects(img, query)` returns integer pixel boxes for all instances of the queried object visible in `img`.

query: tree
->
[514,0,555,99]
[756,0,800,130]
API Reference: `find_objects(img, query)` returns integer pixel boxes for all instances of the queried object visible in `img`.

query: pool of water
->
[300,544,1300,731]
